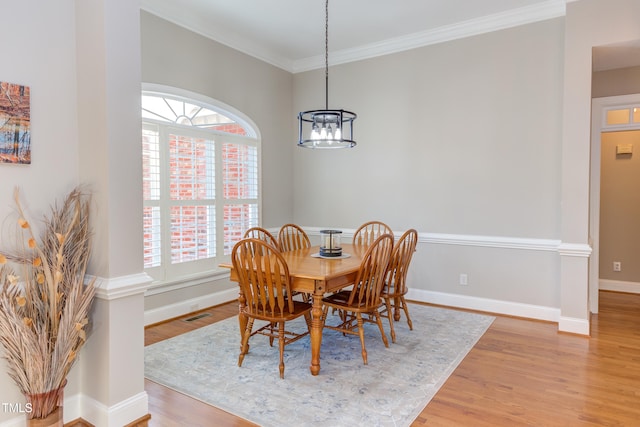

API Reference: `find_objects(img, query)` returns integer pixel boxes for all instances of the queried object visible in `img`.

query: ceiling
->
[140,0,639,74]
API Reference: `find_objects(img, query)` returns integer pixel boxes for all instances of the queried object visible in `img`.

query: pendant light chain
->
[296,0,357,149]
[324,0,329,110]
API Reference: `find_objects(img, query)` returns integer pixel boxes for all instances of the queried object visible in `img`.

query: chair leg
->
[393,296,402,321]
[321,305,329,323]
[400,297,413,330]
[373,310,390,348]
[278,322,285,379]
[269,322,276,346]
[356,313,368,365]
[383,298,396,343]
[238,318,254,367]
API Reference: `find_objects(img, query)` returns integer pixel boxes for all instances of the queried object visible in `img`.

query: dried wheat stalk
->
[0,187,96,419]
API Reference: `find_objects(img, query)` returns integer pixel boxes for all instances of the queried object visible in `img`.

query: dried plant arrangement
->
[0,187,96,420]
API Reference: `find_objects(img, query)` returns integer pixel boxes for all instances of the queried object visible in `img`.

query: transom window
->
[142,89,259,283]
[603,105,640,130]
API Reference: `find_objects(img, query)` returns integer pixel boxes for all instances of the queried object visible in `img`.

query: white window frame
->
[142,84,261,287]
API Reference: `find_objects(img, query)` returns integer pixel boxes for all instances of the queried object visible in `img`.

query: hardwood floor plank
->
[145,291,640,426]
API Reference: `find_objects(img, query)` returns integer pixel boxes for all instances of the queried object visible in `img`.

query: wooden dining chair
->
[243,226,280,250]
[352,220,393,246]
[321,233,394,365]
[232,238,312,379]
[379,229,418,343]
[277,223,311,252]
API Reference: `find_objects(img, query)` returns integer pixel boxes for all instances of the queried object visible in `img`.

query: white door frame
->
[590,93,640,314]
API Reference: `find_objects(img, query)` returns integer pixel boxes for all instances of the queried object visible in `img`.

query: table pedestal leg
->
[310,290,324,376]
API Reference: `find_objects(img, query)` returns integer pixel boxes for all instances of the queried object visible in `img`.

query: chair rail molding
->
[301,227,576,254]
[557,242,592,257]
[92,272,153,301]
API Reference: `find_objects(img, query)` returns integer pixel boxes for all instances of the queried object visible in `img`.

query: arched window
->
[141,86,260,283]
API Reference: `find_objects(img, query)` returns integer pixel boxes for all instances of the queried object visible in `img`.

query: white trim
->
[558,316,590,336]
[75,392,149,427]
[422,233,560,252]
[145,269,230,296]
[599,279,640,294]
[294,1,566,72]
[557,243,592,257]
[303,226,576,254]
[407,288,560,323]
[144,287,238,326]
[0,392,148,427]
[141,83,261,140]
[0,416,24,427]
[142,1,565,74]
[94,273,153,301]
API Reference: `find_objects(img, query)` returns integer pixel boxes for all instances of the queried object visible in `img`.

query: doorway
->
[589,94,640,314]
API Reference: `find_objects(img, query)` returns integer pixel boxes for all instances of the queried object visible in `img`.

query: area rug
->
[145,304,494,427]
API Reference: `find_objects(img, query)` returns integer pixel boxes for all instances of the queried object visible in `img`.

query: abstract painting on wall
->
[0,81,31,164]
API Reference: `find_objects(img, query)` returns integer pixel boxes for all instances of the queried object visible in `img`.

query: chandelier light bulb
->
[310,123,320,140]
[320,126,328,139]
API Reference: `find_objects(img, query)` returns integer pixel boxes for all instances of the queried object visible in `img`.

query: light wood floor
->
[144,291,640,426]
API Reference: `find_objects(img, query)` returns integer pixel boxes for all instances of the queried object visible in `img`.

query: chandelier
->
[297,0,357,149]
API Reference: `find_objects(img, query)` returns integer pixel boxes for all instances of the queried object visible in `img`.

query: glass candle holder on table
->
[319,230,342,257]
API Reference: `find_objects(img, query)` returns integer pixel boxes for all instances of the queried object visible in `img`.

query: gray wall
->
[293,19,565,311]
[141,11,294,228]
[140,12,294,313]
[0,0,81,419]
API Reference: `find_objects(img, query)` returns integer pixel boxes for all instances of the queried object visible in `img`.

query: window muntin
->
[142,94,251,135]
[604,105,640,129]
[142,91,259,282]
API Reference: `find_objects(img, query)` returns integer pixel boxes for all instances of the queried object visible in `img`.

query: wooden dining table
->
[220,243,365,376]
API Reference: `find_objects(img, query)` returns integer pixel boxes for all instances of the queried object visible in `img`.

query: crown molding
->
[292,0,566,73]
[140,3,294,72]
[142,1,566,75]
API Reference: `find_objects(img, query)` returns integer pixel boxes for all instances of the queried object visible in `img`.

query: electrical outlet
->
[613,261,622,272]
[459,273,468,286]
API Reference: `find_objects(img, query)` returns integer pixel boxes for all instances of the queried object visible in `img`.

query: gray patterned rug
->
[145,304,494,427]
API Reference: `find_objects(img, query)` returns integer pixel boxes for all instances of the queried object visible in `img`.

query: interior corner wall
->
[293,18,564,237]
[140,11,294,228]
[140,12,295,314]
[293,18,565,314]
[0,0,81,422]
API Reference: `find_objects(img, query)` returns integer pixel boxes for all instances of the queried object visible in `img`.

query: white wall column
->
[560,0,640,335]
[75,0,150,425]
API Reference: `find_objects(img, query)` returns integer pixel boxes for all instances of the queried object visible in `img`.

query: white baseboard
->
[77,391,148,427]
[599,279,640,294]
[407,289,591,335]
[0,415,23,427]
[559,316,590,335]
[407,289,560,323]
[0,392,148,427]
[144,288,238,326]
